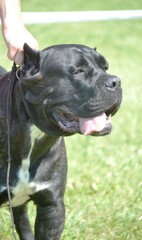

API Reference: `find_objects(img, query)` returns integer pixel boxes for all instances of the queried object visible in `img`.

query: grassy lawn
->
[0,0,142,239]
[21,0,141,11]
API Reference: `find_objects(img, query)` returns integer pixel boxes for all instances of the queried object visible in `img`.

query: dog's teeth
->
[106,114,111,121]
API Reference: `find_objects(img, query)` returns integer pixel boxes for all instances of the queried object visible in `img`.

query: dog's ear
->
[23,43,43,86]
[23,43,39,72]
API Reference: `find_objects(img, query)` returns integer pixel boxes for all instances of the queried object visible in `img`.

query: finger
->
[7,48,16,61]
[14,50,24,65]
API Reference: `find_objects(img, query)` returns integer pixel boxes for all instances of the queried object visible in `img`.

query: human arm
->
[0,0,39,65]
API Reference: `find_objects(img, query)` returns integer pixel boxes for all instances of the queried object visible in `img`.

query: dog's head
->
[20,43,122,136]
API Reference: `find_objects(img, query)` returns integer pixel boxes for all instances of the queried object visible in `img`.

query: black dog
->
[0,43,122,239]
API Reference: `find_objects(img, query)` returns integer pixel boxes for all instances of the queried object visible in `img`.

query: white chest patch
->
[10,125,50,207]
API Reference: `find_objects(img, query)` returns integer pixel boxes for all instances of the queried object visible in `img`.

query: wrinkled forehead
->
[40,45,108,71]
[68,47,96,65]
[41,45,93,64]
[59,46,98,64]
[64,46,109,71]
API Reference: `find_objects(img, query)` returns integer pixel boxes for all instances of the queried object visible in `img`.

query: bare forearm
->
[0,0,38,65]
[0,0,23,31]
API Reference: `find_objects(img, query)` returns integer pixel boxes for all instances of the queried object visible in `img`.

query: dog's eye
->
[74,69,84,74]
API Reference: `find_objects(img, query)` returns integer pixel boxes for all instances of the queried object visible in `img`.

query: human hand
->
[2,24,39,65]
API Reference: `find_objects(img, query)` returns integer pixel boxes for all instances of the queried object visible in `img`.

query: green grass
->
[0,0,142,239]
[21,0,141,11]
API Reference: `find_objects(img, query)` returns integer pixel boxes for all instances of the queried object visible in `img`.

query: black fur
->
[0,44,122,239]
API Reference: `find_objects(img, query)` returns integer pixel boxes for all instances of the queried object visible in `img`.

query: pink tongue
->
[79,113,106,135]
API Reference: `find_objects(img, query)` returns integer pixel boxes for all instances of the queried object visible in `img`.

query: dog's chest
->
[7,125,50,207]
[11,159,49,207]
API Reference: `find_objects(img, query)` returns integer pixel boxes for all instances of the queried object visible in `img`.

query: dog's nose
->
[105,76,121,90]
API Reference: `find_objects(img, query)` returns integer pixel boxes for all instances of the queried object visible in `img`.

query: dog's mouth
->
[79,113,112,136]
[53,106,115,136]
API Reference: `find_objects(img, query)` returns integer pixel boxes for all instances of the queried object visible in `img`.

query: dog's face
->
[20,43,122,136]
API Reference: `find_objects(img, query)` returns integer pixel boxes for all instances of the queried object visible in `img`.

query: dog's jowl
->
[0,43,122,239]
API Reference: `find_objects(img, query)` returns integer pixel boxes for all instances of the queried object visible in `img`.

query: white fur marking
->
[0,186,7,193]
[11,125,49,207]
